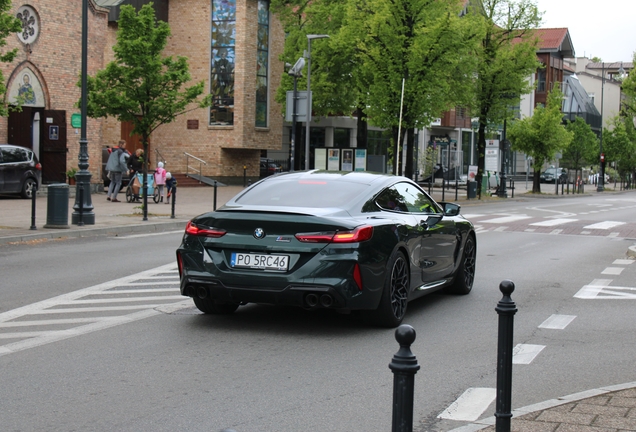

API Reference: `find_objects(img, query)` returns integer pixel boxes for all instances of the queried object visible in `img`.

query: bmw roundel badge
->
[254,228,265,239]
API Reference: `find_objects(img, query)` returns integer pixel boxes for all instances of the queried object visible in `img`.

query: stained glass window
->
[255,0,269,127]
[210,0,236,125]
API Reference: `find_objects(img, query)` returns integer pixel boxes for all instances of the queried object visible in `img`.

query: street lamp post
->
[305,34,329,171]
[287,58,305,173]
[72,0,94,224]
[597,62,605,192]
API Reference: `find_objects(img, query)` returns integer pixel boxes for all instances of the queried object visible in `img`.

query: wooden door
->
[121,120,148,155]
[40,110,67,183]
[8,108,34,148]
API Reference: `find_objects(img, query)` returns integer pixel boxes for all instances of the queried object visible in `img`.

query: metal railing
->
[184,152,207,183]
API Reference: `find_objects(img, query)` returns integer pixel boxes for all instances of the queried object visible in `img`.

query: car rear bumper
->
[180,273,380,311]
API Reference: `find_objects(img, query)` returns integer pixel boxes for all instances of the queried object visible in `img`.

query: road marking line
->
[121,281,179,286]
[99,288,178,294]
[549,229,562,235]
[525,228,536,232]
[61,295,185,304]
[0,317,118,328]
[602,267,624,275]
[494,226,508,232]
[608,232,621,238]
[0,309,159,356]
[27,305,170,314]
[437,388,496,421]
[480,215,531,224]
[613,259,635,265]
[530,218,578,227]
[539,314,576,329]
[583,221,626,230]
[513,344,545,364]
[574,279,636,299]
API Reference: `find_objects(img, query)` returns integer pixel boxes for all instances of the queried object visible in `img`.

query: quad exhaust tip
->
[306,293,319,307]
[196,286,208,299]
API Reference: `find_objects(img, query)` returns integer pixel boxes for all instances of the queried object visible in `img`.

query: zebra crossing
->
[439,256,635,427]
[0,263,188,357]
[464,212,635,238]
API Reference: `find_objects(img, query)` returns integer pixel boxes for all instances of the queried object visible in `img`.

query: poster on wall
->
[355,149,367,171]
[327,149,340,171]
[341,149,353,171]
[314,148,327,170]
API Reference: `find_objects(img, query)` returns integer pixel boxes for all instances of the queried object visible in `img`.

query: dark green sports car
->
[177,171,476,327]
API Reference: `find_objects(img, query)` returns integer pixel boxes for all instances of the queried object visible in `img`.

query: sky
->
[534,0,636,62]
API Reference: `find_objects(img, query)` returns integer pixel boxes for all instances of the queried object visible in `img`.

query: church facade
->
[0,0,285,185]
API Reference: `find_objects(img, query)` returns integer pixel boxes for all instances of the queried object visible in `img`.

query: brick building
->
[1,0,285,186]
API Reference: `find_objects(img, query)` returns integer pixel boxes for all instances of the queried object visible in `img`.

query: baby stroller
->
[126,172,160,203]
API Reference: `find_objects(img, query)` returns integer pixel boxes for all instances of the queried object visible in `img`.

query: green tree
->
[84,4,210,219]
[473,0,542,196]
[507,86,573,193]
[621,52,636,118]
[341,0,483,177]
[562,116,598,183]
[273,0,482,177]
[0,1,25,115]
[603,116,636,186]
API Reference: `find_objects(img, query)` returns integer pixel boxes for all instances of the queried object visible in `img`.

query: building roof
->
[562,75,601,132]
[533,28,575,58]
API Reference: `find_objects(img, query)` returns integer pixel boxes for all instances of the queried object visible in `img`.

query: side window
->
[375,182,440,214]
[2,148,22,163]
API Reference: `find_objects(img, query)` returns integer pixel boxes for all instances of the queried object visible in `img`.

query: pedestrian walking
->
[155,161,167,202]
[105,140,128,202]
[165,172,176,204]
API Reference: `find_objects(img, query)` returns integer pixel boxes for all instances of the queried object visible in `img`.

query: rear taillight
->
[35,163,42,170]
[185,220,226,237]
[353,263,363,291]
[295,225,373,243]
[176,252,183,277]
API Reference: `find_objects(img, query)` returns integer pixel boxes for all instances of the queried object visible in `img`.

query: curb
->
[448,381,636,432]
[0,220,188,246]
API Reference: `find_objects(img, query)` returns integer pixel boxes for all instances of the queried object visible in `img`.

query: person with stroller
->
[155,161,167,202]
[105,140,128,202]
[127,148,145,202]
[165,172,177,205]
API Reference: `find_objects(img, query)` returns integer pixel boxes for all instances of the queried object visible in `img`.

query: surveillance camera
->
[288,58,306,76]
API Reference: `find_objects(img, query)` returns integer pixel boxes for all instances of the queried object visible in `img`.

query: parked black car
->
[540,167,567,184]
[260,158,282,177]
[0,144,41,198]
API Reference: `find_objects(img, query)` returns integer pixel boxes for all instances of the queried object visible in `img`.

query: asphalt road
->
[0,194,635,431]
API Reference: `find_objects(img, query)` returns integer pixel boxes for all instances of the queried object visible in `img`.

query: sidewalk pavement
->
[2,181,635,431]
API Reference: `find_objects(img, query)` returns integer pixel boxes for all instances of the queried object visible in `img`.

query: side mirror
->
[441,202,461,216]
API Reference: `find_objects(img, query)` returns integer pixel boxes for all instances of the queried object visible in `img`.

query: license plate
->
[230,252,289,271]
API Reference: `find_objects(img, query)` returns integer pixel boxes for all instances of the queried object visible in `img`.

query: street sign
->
[285,91,310,122]
[71,113,81,128]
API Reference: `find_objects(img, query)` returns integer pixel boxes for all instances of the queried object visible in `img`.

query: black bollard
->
[389,324,420,432]
[495,280,517,432]
[170,186,176,219]
[30,183,37,230]
[455,177,458,201]
[78,186,85,226]
[213,180,218,211]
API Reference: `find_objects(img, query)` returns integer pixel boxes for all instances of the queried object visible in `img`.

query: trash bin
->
[44,183,70,229]
[467,181,477,199]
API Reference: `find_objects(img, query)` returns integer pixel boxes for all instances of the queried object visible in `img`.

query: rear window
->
[235,179,369,208]
[1,147,29,163]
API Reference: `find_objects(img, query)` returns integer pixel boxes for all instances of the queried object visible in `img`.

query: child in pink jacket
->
[155,161,167,202]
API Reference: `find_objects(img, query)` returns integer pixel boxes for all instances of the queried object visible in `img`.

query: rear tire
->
[193,297,239,315]
[125,186,133,203]
[362,250,409,328]
[21,177,37,199]
[447,235,476,295]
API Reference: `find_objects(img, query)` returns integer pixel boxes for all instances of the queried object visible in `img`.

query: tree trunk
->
[404,128,415,179]
[532,169,541,193]
[356,105,367,149]
[476,121,487,199]
[142,137,149,220]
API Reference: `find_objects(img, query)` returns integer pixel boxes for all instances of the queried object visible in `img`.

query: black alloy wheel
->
[21,177,37,199]
[362,250,409,328]
[447,235,476,295]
